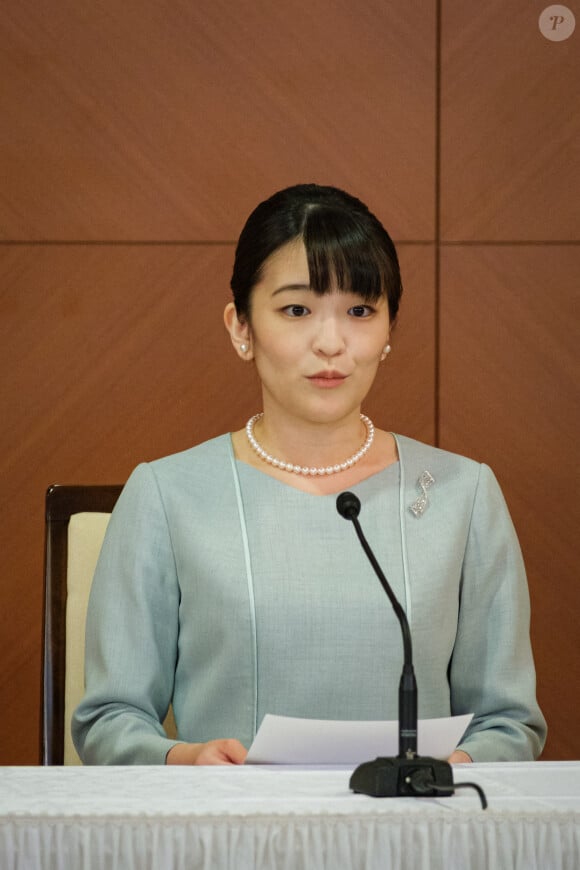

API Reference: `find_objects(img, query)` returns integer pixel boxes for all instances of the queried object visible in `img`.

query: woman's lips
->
[307,372,348,388]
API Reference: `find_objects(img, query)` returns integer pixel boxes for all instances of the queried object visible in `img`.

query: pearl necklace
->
[245,413,375,476]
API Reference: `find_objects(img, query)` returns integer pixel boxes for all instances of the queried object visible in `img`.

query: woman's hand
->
[166,738,248,765]
[448,749,472,764]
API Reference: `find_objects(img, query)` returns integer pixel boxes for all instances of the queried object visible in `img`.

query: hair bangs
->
[302,206,388,304]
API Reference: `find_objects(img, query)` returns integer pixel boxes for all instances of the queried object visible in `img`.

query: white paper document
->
[246,713,473,765]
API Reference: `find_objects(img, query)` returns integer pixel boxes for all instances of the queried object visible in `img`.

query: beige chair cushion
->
[65,512,112,765]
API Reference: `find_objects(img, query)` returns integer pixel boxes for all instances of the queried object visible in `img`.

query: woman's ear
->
[224,302,253,360]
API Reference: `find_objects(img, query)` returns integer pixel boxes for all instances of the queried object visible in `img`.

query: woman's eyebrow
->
[271,283,311,296]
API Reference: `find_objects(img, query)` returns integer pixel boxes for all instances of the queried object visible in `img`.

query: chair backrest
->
[42,484,123,765]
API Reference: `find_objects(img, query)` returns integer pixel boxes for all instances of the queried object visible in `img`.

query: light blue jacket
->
[73,434,547,764]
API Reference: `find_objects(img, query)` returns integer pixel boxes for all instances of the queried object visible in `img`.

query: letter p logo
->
[539,5,576,41]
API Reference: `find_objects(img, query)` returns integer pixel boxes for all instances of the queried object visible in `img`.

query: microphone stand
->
[336,492,457,800]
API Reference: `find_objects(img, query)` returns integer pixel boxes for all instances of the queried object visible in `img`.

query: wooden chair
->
[41,484,123,765]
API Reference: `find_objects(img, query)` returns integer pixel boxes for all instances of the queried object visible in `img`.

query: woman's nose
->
[312,318,346,357]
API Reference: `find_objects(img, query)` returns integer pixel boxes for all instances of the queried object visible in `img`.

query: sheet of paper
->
[246,713,473,765]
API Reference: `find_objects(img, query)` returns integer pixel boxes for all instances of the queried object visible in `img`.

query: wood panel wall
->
[439,0,580,761]
[0,0,577,764]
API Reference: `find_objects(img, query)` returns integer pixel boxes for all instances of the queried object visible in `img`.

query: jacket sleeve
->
[449,463,547,761]
[72,463,183,764]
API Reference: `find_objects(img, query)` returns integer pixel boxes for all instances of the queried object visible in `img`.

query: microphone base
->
[349,756,454,798]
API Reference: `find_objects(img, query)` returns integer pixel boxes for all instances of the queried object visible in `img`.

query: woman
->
[73,184,546,765]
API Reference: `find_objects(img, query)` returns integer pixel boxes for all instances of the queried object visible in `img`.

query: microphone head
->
[336,491,361,520]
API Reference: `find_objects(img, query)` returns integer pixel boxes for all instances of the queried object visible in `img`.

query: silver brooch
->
[410,471,435,517]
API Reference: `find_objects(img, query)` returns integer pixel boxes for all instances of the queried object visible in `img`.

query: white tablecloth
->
[1,762,579,869]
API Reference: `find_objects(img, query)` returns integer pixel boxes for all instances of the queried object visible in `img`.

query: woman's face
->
[226,239,390,426]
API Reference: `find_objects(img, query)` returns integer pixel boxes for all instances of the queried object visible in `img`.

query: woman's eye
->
[348,305,374,318]
[283,304,310,317]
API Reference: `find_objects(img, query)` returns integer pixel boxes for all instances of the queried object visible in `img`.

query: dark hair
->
[230,184,402,323]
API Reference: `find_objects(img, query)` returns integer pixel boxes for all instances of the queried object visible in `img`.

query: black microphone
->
[336,491,455,800]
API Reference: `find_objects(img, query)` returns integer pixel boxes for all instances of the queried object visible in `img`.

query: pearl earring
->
[382,344,391,357]
[240,343,248,353]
